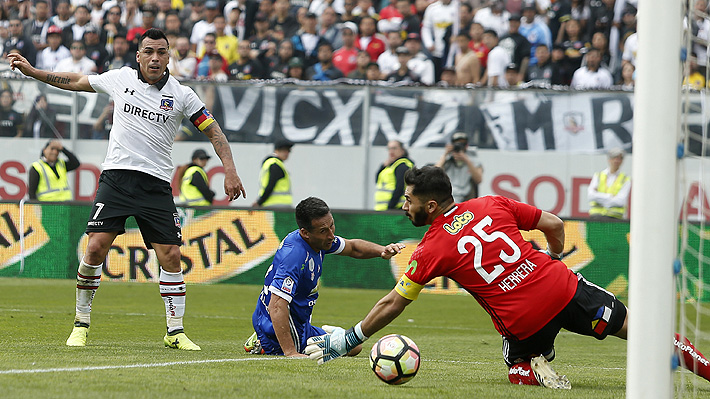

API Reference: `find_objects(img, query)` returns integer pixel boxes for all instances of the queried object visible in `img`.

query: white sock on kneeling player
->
[159,268,186,334]
[75,259,102,326]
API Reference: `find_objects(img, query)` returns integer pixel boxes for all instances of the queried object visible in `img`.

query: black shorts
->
[86,170,182,249]
[502,273,627,366]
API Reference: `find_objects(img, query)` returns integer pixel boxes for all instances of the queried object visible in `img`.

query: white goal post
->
[626,0,683,398]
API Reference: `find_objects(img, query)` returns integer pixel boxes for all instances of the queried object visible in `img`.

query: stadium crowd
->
[0,0,657,89]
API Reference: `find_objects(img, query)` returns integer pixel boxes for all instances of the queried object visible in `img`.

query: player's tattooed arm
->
[203,122,246,200]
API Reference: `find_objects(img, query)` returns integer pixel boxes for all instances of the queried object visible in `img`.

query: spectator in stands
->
[103,34,137,71]
[588,147,630,220]
[92,101,113,140]
[191,0,221,54]
[558,18,588,76]
[36,26,70,71]
[435,131,483,202]
[205,49,229,81]
[570,0,591,33]
[213,15,239,64]
[70,6,97,44]
[685,0,710,77]
[127,5,157,51]
[352,0,378,25]
[454,32,481,85]
[482,29,511,87]
[551,43,572,85]
[504,62,522,87]
[163,10,187,38]
[459,3,475,35]
[374,140,413,211]
[305,42,345,81]
[587,0,616,44]
[55,40,97,74]
[618,6,637,54]
[50,0,75,33]
[618,61,635,90]
[271,0,299,39]
[249,12,277,63]
[154,0,175,31]
[181,0,205,37]
[395,0,421,36]
[589,31,611,70]
[24,94,61,139]
[24,0,51,54]
[420,0,457,80]
[473,0,509,38]
[468,22,489,70]
[570,48,613,89]
[84,26,108,72]
[0,89,23,138]
[196,33,228,78]
[499,13,531,83]
[266,39,295,78]
[1,0,22,20]
[88,0,107,27]
[229,39,266,79]
[341,0,358,23]
[169,35,198,79]
[332,21,359,76]
[28,139,80,201]
[287,56,306,79]
[122,0,144,30]
[365,61,381,81]
[379,0,402,22]
[318,7,342,50]
[519,4,552,67]
[621,30,638,70]
[438,65,457,86]
[404,33,436,85]
[377,30,403,77]
[347,50,371,79]
[356,16,385,61]
[3,18,37,66]
[101,5,128,55]
[525,44,562,87]
[259,0,276,20]
[225,0,260,40]
[292,11,329,67]
[547,0,571,43]
[386,46,420,84]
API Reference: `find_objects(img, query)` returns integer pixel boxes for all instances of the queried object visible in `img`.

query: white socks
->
[74,259,102,326]
[159,268,186,333]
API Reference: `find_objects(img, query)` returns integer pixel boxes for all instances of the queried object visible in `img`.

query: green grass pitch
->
[0,278,708,398]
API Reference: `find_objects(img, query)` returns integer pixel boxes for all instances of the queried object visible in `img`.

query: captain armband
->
[190,108,216,132]
[394,274,424,301]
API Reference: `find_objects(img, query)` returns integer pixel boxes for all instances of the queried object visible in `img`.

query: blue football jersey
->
[252,230,345,353]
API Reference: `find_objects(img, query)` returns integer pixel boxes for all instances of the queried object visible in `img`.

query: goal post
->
[626,0,683,398]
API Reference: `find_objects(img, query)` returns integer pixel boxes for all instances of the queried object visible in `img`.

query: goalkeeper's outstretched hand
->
[305,323,366,365]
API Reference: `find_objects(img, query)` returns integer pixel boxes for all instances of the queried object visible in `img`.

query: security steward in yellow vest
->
[253,140,293,208]
[179,149,216,206]
[588,147,631,220]
[28,139,80,201]
[375,140,414,211]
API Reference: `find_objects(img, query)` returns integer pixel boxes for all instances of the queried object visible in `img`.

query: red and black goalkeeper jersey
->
[405,196,578,340]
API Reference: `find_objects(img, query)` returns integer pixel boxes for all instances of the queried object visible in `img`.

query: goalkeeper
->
[305,166,710,389]
[244,196,405,357]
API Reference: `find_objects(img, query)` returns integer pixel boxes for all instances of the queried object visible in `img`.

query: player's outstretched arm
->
[339,239,405,259]
[8,53,94,92]
[202,122,246,201]
[536,211,565,259]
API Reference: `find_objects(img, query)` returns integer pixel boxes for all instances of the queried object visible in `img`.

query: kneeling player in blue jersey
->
[244,197,406,357]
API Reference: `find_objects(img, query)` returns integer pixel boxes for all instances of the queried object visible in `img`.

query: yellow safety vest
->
[374,157,414,211]
[179,166,211,206]
[259,157,292,207]
[589,171,630,219]
[31,159,72,201]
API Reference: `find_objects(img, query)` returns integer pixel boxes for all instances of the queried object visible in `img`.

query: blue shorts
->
[255,322,326,356]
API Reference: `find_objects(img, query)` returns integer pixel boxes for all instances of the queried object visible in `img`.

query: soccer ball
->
[369,334,421,385]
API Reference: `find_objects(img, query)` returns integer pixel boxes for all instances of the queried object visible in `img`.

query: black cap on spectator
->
[509,13,522,21]
[192,149,211,160]
[405,32,421,42]
[255,12,268,21]
[288,57,304,68]
[305,11,317,18]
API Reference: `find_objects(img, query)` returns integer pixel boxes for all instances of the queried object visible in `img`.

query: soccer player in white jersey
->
[8,28,247,351]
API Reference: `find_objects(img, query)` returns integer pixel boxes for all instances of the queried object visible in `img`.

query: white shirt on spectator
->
[55,56,97,74]
[473,7,509,38]
[37,46,72,71]
[191,20,216,53]
[377,49,399,76]
[571,66,614,89]
[408,52,436,85]
[486,46,510,88]
[621,33,638,67]
[421,0,458,58]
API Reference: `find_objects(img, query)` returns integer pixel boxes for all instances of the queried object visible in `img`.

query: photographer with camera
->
[435,132,483,203]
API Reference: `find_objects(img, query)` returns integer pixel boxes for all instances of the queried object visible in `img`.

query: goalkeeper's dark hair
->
[404,166,454,207]
[296,197,331,231]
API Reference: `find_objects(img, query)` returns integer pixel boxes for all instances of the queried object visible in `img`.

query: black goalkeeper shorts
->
[85,169,182,249]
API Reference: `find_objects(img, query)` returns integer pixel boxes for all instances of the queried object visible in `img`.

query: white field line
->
[0,357,286,375]
[0,356,625,376]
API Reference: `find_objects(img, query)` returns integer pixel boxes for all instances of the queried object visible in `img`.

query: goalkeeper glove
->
[304,321,368,365]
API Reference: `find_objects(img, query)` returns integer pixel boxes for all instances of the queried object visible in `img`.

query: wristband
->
[546,247,563,260]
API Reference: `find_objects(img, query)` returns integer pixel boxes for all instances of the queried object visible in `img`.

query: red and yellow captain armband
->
[190,108,215,132]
